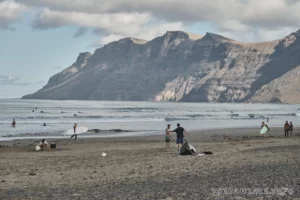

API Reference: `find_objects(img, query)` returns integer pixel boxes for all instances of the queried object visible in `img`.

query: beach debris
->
[29,172,36,176]
[2,180,6,182]
[101,152,107,157]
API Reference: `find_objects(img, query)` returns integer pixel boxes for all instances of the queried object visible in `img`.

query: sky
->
[1,0,300,98]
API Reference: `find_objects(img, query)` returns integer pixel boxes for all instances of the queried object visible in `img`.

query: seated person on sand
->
[39,139,48,150]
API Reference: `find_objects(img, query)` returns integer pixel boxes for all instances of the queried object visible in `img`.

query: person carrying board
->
[70,123,78,140]
[260,122,270,136]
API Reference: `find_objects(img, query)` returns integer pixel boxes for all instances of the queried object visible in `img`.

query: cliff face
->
[23,30,300,103]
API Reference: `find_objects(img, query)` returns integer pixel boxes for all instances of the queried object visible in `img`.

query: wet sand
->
[0,127,299,199]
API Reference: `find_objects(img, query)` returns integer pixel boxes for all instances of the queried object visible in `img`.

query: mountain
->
[23,30,300,103]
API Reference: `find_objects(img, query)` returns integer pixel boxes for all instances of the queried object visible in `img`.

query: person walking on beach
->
[261,121,270,136]
[165,124,172,150]
[284,121,290,138]
[70,123,77,140]
[171,123,189,151]
[12,119,16,127]
[289,122,293,137]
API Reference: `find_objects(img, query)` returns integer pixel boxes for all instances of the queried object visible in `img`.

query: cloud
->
[0,74,44,86]
[73,27,86,38]
[0,0,28,30]
[32,9,151,35]
[12,0,300,42]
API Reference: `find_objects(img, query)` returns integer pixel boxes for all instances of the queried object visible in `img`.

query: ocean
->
[0,99,299,140]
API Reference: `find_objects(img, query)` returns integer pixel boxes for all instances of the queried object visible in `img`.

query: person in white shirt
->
[39,139,48,150]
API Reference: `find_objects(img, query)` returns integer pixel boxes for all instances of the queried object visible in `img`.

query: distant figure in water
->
[70,123,77,140]
[43,123,47,126]
[40,111,44,113]
[12,119,16,127]
[284,121,290,138]
[267,117,269,122]
[32,110,34,112]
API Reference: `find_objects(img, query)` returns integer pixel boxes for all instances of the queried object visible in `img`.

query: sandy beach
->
[0,127,299,200]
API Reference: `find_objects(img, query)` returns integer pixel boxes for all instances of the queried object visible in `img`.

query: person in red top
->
[284,121,290,138]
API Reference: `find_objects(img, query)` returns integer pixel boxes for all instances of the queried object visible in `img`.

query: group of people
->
[284,121,293,137]
[261,121,294,138]
[165,123,189,151]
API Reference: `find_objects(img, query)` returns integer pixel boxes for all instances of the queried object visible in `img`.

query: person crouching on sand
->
[39,139,48,150]
[70,123,77,140]
[165,124,172,150]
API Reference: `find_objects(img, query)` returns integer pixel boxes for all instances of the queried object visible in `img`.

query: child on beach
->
[39,139,48,150]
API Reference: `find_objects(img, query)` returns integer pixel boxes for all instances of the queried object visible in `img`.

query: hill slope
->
[23,30,300,103]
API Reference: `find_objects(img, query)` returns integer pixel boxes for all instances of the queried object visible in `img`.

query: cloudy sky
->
[0,0,299,98]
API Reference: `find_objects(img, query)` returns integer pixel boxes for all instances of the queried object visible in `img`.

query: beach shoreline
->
[1,127,299,199]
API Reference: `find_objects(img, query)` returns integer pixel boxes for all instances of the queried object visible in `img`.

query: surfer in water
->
[12,119,16,127]
[70,123,77,140]
[284,121,289,138]
[165,124,172,150]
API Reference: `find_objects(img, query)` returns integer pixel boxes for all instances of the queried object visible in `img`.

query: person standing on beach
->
[289,122,293,137]
[165,124,172,150]
[171,123,189,151]
[284,121,290,138]
[12,119,16,127]
[70,123,77,140]
[261,122,270,136]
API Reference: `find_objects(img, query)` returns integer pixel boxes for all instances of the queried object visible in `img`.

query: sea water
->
[0,99,299,140]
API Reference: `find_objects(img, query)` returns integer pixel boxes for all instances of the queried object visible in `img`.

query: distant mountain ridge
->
[23,30,300,103]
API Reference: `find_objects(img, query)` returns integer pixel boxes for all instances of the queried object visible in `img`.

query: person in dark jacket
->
[171,123,189,151]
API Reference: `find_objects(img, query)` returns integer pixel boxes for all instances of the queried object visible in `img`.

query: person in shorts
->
[165,124,172,150]
[171,123,189,151]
